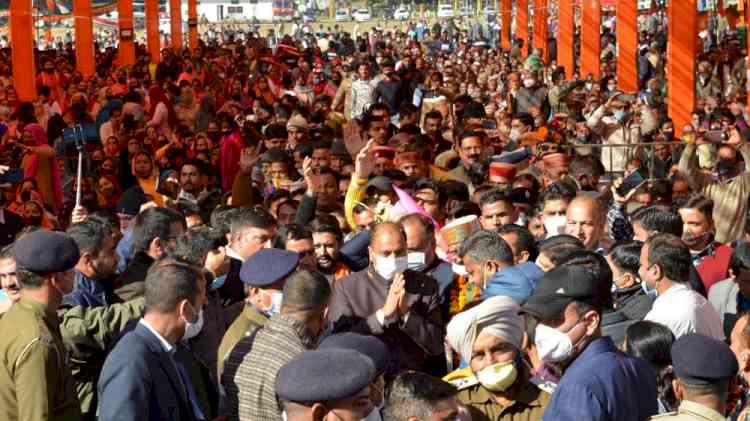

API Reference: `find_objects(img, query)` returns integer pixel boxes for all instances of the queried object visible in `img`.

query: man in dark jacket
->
[114,207,186,301]
[602,242,654,345]
[66,219,120,308]
[328,222,444,371]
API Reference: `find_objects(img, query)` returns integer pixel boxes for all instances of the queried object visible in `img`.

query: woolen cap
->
[319,333,390,375]
[240,248,300,286]
[15,230,80,274]
[672,333,738,382]
[275,349,376,403]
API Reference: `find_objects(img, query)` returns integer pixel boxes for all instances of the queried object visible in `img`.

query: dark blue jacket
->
[64,271,118,308]
[482,262,543,304]
[97,322,198,421]
[542,337,658,421]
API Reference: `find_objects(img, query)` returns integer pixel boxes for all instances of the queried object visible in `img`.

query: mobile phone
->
[617,170,646,197]
[703,130,726,144]
[617,93,637,103]
[403,269,438,295]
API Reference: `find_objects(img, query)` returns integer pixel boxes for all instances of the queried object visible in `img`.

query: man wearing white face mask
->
[98,260,207,421]
[445,296,551,420]
[520,265,658,421]
[513,70,549,118]
[401,214,454,295]
[329,222,445,372]
[218,248,300,380]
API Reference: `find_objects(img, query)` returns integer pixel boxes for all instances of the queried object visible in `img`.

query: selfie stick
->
[74,125,84,209]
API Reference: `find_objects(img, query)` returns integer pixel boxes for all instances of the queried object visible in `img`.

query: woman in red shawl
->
[252,76,278,108]
[147,86,178,141]
[21,123,63,213]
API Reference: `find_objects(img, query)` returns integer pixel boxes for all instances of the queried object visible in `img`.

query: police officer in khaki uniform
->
[0,230,82,420]
[217,248,300,378]
[650,333,739,421]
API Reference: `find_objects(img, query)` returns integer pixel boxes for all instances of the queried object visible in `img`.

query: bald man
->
[565,195,606,251]
[327,222,445,372]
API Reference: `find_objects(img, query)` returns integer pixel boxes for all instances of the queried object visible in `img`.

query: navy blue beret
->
[319,333,390,375]
[672,333,738,381]
[15,230,80,273]
[240,248,300,286]
[275,349,375,403]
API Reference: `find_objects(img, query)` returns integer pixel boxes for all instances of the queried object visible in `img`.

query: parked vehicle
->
[353,8,371,21]
[335,9,351,21]
[437,4,454,18]
[394,6,409,20]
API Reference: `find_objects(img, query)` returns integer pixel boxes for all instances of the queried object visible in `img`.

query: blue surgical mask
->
[407,252,427,271]
[614,110,629,122]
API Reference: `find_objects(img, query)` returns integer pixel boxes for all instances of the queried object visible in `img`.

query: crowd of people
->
[2,9,750,421]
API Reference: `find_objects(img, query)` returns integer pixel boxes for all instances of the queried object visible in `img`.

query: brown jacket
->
[328,268,445,371]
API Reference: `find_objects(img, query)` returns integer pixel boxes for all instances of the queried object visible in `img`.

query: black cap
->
[275,349,376,403]
[240,248,300,286]
[15,230,80,274]
[507,187,536,205]
[672,334,738,382]
[365,176,393,193]
[319,333,390,375]
[116,186,148,216]
[521,265,605,319]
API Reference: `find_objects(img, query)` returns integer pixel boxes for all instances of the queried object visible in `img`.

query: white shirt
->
[644,283,723,340]
[138,318,174,353]
[226,246,245,263]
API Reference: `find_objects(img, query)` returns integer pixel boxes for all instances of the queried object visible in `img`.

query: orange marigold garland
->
[448,276,479,316]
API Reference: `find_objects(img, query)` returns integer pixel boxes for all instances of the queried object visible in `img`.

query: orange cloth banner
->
[74,0,94,77]
[581,0,601,79]
[668,0,697,136]
[517,0,529,56]
[170,0,182,51]
[118,0,135,66]
[10,0,35,101]
[616,0,638,92]
[188,0,198,51]
[146,0,160,64]
[532,0,549,62]
[501,0,512,50]
[557,0,574,79]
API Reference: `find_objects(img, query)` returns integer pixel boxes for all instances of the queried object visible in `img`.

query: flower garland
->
[448,275,479,316]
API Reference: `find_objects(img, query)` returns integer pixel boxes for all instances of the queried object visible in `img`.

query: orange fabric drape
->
[517,0,529,56]
[532,0,549,62]
[188,0,198,51]
[74,0,94,76]
[581,0,601,79]
[501,0,512,50]
[118,0,135,66]
[669,0,697,137]
[10,0,35,101]
[146,0,160,64]
[170,0,182,51]
[616,0,638,92]
[557,0,574,79]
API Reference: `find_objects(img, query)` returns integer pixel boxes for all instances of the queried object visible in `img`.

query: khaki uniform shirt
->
[457,380,551,421]
[0,298,80,420]
[216,304,267,380]
[649,401,726,421]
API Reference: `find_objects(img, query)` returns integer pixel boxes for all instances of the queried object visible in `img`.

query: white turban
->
[446,296,524,361]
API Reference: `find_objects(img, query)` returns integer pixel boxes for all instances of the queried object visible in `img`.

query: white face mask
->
[476,359,519,392]
[534,322,580,363]
[374,255,408,280]
[523,78,536,88]
[452,263,468,276]
[183,308,204,341]
[407,252,427,271]
[543,215,567,237]
[262,290,283,316]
